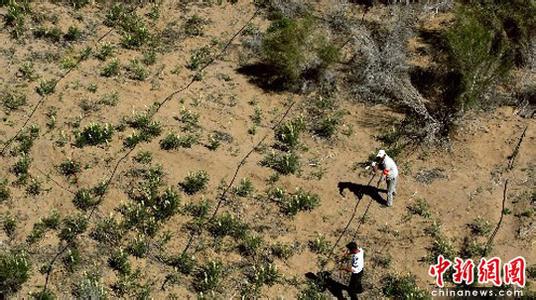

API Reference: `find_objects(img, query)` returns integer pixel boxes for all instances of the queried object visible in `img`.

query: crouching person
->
[341,242,364,299]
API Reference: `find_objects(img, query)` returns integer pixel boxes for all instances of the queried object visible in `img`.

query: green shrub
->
[206,133,221,150]
[308,234,331,255]
[0,179,11,202]
[407,198,431,218]
[184,199,211,219]
[4,0,30,39]
[100,58,120,77]
[127,236,149,258]
[73,188,101,211]
[282,189,320,216]
[11,155,31,184]
[180,171,209,194]
[239,234,263,256]
[445,7,513,110]
[184,15,207,36]
[0,249,31,295]
[275,118,304,149]
[31,289,56,300]
[142,48,156,65]
[178,108,200,130]
[426,234,456,262]
[62,247,81,272]
[73,272,108,299]
[233,178,254,197]
[193,260,224,292]
[160,133,198,150]
[18,61,37,81]
[468,217,493,236]
[261,151,299,175]
[33,26,62,42]
[1,89,27,112]
[95,43,114,61]
[2,215,16,238]
[133,151,152,164]
[271,242,295,260]
[186,46,211,70]
[119,13,151,49]
[91,217,123,245]
[248,263,280,287]
[382,274,430,299]
[58,159,81,177]
[75,122,114,147]
[109,249,131,275]
[153,187,180,220]
[298,281,327,300]
[36,79,56,96]
[208,212,248,239]
[312,113,342,138]
[15,125,39,154]
[261,16,340,86]
[64,25,82,41]
[126,59,148,81]
[166,253,196,275]
[59,214,88,242]
[26,178,42,196]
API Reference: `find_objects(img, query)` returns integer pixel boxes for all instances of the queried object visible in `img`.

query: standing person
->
[372,149,399,207]
[341,242,364,300]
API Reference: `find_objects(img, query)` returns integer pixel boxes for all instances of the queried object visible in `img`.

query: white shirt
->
[350,248,364,274]
[382,155,398,180]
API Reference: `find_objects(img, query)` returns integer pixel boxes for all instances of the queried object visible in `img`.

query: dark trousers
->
[348,271,364,300]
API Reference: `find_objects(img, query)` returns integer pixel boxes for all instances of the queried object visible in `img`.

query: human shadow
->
[305,272,347,300]
[337,181,387,205]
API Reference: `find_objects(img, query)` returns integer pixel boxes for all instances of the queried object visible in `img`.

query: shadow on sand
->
[337,181,387,205]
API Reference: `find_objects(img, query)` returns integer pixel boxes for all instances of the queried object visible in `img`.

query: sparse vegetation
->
[261,151,300,175]
[382,273,430,300]
[75,122,114,147]
[180,171,209,195]
[0,249,31,295]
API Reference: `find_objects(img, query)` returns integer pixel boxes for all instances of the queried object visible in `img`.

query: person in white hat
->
[372,149,398,206]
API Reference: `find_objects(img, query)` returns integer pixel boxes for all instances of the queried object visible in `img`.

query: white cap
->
[376,149,386,157]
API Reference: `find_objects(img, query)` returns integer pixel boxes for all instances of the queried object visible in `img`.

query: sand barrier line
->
[39,7,261,293]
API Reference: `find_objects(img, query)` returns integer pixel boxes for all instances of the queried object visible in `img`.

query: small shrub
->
[73,272,108,299]
[206,133,221,150]
[91,217,123,245]
[58,159,81,177]
[15,125,39,154]
[382,274,430,299]
[271,242,294,260]
[160,133,198,150]
[75,122,114,147]
[308,234,331,255]
[3,215,16,238]
[126,59,148,81]
[73,188,101,211]
[184,199,211,219]
[0,249,31,295]
[233,178,254,197]
[469,217,493,236]
[26,178,42,196]
[0,179,11,202]
[282,189,320,216]
[194,260,224,292]
[64,26,82,41]
[142,49,156,65]
[11,155,31,184]
[95,43,114,61]
[1,89,27,112]
[312,113,342,138]
[275,118,304,149]
[100,58,120,77]
[261,151,300,175]
[166,253,196,275]
[62,247,81,272]
[208,212,248,239]
[407,198,431,218]
[427,234,456,262]
[109,249,131,275]
[248,263,280,287]
[528,265,536,280]
[298,281,327,300]
[18,61,37,81]
[178,108,200,130]
[460,237,487,258]
[36,79,56,96]
[133,151,152,164]
[180,171,209,194]
[127,236,149,258]
[186,46,211,70]
[33,26,62,42]
[154,187,181,220]
[59,214,88,243]
[239,234,263,256]
[184,15,207,36]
